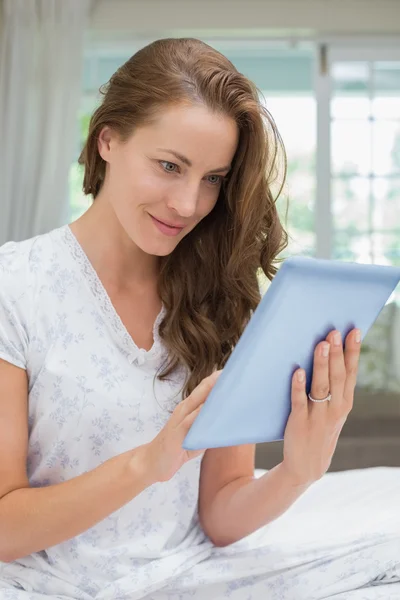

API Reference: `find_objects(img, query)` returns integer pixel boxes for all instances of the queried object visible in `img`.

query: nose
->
[166,182,200,218]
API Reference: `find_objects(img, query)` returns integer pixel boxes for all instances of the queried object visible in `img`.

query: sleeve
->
[0,241,32,369]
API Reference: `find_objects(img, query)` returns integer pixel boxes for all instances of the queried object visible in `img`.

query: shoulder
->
[0,236,37,310]
[0,238,33,275]
[0,229,54,294]
[0,228,61,368]
[0,225,65,285]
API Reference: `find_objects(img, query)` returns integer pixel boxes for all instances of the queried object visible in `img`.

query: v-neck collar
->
[56,224,167,368]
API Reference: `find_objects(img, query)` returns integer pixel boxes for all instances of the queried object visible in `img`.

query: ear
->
[97,126,116,163]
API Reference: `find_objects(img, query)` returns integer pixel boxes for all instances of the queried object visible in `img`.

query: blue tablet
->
[182,256,400,450]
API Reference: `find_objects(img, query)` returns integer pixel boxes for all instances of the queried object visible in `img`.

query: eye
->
[206,174,223,186]
[159,160,179,173]
[159,160,224,186]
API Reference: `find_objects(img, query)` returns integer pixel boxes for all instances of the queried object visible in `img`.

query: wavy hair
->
[79,37,288,398]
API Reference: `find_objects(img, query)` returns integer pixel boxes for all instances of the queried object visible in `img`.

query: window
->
[330,59,400,267]
[263,95,316,258]
[326,48,400,393]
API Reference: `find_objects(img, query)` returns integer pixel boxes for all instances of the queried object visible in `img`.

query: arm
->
[0,361,220,563]
[199,328,361,547]
[199,445,309,547]
[0,446,152,563]
[0,359,153,563]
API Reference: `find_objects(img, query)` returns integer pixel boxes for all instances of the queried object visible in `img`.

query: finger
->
[326,330,346,405]
[343,328,361,411]
[291,369,308,416]
[309,341,331,404]
[181,404,204,432]
[177,370,222,419]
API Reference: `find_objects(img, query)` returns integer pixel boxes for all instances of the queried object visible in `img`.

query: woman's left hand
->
[281,328,362,488]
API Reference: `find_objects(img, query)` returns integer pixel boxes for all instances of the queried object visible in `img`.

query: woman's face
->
[97,103,239,257]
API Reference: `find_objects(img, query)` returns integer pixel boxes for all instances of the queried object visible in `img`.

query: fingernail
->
[333,332,341,346]
[322,343,330,357]
[355,329,361,343]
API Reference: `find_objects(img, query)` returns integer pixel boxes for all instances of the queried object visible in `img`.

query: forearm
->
[0,445,152,562]
[200,462,311,547]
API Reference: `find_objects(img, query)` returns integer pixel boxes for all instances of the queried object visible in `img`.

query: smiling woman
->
[77,39,288,398]
[2,36,399,600]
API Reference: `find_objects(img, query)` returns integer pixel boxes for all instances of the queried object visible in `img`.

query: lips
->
[153,216,185,228]
[149,214,185,237]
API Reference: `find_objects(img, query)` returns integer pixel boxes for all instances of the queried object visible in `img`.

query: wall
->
[90,0,400,38]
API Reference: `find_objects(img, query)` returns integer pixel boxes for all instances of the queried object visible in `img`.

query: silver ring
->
[308,392,332,403]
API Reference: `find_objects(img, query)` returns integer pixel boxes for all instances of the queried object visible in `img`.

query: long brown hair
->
[79,37,288,398]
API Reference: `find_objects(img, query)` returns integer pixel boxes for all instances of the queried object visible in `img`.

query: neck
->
[69,195,160,294]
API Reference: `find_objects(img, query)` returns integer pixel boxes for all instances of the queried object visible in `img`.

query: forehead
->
[134,103,239,166]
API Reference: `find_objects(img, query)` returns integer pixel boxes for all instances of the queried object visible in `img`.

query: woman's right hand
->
[139,370,222,484]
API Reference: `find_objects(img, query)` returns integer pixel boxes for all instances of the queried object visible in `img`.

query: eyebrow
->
[156,148,231,173]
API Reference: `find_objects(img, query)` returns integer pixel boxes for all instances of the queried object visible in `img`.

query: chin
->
[139,237,181,258]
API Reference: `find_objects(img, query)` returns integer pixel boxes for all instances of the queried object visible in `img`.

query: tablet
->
[182,256,400,450]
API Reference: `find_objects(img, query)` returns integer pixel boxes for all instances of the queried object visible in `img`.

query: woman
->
[0,37,399,600]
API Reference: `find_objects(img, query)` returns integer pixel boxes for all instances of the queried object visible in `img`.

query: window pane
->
[332,62,369,93]
[372,121,400,175]
[371,64,400,120]
[331,97,371,120]
[332,176,370,232]
[264,96,316,257]
[375,231,400,267]
[373,62,400,92]
[332,120,372,177]
[333,232,376,264]
[372,177,400,230]
[333,231,400,267]
[333,231,366,261]
[372,97,400,120]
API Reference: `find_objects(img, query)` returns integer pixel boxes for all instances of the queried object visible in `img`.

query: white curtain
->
[0,0,92,245]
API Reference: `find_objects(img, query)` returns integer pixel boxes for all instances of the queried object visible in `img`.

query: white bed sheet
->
[149,467,400,600]
[1,468,399,600]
